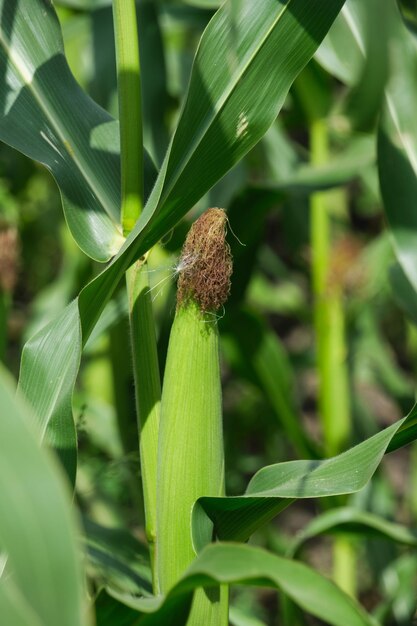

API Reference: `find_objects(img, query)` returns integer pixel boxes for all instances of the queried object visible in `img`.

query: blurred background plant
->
[2,0,417,624]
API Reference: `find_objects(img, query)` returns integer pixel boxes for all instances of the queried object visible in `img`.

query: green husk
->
[157,301,225,585]
[156,209,232,623]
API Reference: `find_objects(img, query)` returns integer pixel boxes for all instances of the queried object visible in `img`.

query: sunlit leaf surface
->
[0,0,123,261]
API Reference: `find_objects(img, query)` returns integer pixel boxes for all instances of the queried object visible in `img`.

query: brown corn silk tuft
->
[177,208,232,312]
[0,227,19,293]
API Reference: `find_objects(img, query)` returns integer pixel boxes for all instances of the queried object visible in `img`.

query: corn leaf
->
[56,0,111,8]
[194,405,417,544]
[341,0,389,130]
[265,135,375,192]
[289,506,417,556]
[0,368,88,626]
[108,543,376,626]
[315,0,367,85]
[183,0,219,8]
[378,7,417,295]
[83,518,153,597]
[389,262,417,327]
[317,0,413,229]
[95,590,143,626]
[17,0,347,480]
[315,0,389,129]
[0,0,124,261]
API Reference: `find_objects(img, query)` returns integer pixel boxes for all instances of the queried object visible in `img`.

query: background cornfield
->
[2,0,417,625]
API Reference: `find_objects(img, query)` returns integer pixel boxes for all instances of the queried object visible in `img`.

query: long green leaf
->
[315,0,367,85]
[0,368,88,626]
[110,543,376,626]
[229,607,267,626]
[289,507,417,556]
[265,136,375,192]
[83,518,152,596]
[18,0,346,480]
[341,0,389,130]
[317,0,417,281]
[183,0,220,8]
[315,0,389,129]
[95,590,143,626]
[142,0,350,235]
[194,405,417,544]
[397,0,417,37]
[378,7,417,295]
[0,0,124,261]
[56,0,111,8]
[389,262,417,327]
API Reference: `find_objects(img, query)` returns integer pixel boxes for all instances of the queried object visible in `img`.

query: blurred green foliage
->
[2,1,417,624]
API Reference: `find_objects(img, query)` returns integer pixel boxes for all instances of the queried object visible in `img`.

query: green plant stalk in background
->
[310,117,354,597]
[310,117,350,457]
[157,209,231,623]
[112,0,143,235]
[112,0,161,591]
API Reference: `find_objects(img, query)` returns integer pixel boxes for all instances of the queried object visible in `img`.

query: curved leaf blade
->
[18,300,81,482]
[289,507,417,556]
[18,0,347,480]
[145,0,348,230]
[0,368,88,626]
[56,0,111,8]
[18,156,157,484]
[112,543,376,626]
[195,405,417,543]
[390,262,417,327]
[342,0,389,131]
[95,590,144,626]
[0,581,44,626]
[315,0,367,85]
[83,518,152,597]
[378,9,417,294]
[0,0,123,261]
[266,135,375,192]
[315,0,389,129]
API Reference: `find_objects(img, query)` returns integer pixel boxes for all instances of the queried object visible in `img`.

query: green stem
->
[321,289,350,456]
[310,118,330,304]
[112,0,143,234]
[113,0,161,592]
[333,536,357,598]
[310,118,349,456]
[310,118,331,452]
[157,302,227,623]
[310,119,354,594]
